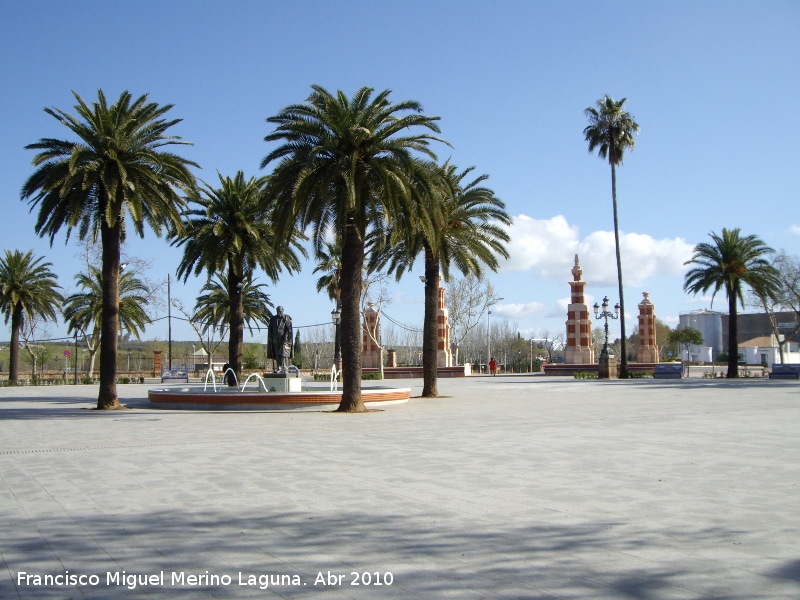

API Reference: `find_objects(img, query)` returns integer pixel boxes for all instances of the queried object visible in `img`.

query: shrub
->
[628,371,653,378]
[574,371,598,379]
[362,372,382,380]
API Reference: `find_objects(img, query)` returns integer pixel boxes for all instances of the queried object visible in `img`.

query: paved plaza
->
[1,376,799,599]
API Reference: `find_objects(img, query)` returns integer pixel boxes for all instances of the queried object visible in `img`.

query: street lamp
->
[331,306,342,373]
[486,297,504,368]
[192,345,196,372]
[593,296,620,357]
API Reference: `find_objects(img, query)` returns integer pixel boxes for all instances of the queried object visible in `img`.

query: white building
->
[737,336,800,368]
[680,346,713,362]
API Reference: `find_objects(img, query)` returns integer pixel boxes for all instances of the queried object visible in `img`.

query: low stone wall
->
[361,366,469,379]
[543,363,659,376]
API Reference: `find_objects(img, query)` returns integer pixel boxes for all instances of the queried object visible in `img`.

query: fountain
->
[148,306,410,410]
[148,367,410,411]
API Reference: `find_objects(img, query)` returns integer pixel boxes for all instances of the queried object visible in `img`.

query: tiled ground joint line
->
[0,439,243,455]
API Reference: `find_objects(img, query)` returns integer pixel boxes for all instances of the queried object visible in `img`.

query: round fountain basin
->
[148,385,411,411]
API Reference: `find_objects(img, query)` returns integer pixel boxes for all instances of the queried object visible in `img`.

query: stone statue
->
[267,306,293,373]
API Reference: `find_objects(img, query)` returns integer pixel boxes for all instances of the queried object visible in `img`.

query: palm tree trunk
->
[98,217,121,409]
[228,261,244,386]
[610,161,628,378]
[337,217,365,412]
[727,290,739,378]
[8,303,22,385]
[422,244,439,397]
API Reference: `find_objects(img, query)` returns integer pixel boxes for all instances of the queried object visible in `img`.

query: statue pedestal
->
[598,355,618,379]
[261,373,301,392]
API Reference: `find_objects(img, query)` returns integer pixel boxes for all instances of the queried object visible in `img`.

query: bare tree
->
[171,298,227,369]
[19,314,50,379]
[361,270,392,379]
[537,330,565,363]
[446,274,500,364]
[748,250,800,363]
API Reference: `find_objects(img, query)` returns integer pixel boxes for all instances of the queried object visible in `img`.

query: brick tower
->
[437,275,452,367]
[637,292,659,363]
[362,302,380,368]
[565,255,594,364]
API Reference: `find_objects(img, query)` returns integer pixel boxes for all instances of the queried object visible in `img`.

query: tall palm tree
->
[684,228,780,378]
[380,162,511,397]
[173,171,304,383]
[193,272,274,339]
[263,85,445,412]
[584,95,640,377]
[0,250,63,385]
[62,267,152,377]
[21,89,197,409]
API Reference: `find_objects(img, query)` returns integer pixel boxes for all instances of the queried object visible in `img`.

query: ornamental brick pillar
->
[362,302,380,368]
[565,255,595,364]
[637,292,659,363]
[153,350,162,377]
[437,275,452,367]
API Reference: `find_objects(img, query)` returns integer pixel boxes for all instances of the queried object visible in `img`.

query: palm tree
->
[62,267,152,377]
[684,228,781,378]
[263,85,445,412]
[193,272,274,339]
[21,90,197,409]
[380,162,511,397]
[584,95,640,377]
[173,171,304,383]
[313,240,343,374]
[0,250,63,385]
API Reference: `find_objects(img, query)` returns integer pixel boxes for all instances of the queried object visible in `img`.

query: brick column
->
[153,350,162,377]
[565,255,595,364]
[637,292,659,363]
[362,302,380,368]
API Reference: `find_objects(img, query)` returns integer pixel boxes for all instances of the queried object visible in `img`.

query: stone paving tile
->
[2,378,800,598]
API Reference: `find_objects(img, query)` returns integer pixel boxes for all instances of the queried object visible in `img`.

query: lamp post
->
[486,297,504,369]
[192,345,196,373]
[331,306,342,374]
[593,296,620,378]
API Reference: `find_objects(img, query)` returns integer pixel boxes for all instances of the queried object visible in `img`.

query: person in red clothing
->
[489,357,497,376]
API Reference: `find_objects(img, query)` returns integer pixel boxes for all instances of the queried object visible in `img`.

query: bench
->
[653,363,683,379]
[161,370,189,383]
[769,364,800,380]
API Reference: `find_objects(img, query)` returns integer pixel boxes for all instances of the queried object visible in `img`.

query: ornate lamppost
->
[593,296,620,378]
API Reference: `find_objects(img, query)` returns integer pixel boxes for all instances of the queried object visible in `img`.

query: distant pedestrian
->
[489,358,497,376]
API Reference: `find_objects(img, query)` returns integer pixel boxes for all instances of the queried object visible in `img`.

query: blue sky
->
[1,1,798,344]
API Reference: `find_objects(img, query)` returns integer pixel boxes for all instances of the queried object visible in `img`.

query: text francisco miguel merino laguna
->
[17,569,395,590]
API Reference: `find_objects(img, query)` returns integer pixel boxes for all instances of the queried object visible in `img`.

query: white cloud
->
[391,291,423,304]
[493,301,546,319]
[661,315,679,325]
[501,214,694,286]
[791,225,800,236]
[683,294,716,306]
